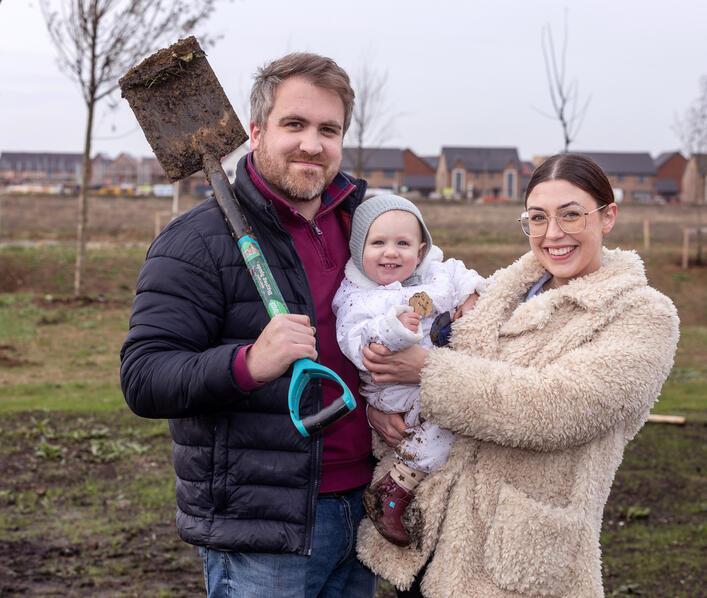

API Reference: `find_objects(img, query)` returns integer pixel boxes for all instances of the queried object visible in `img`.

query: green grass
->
[0,382,125,413]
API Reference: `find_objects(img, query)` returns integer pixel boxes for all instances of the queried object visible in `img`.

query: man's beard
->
[255,144,338,204]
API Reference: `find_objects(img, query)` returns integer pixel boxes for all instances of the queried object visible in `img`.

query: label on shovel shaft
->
[237,236,289,318]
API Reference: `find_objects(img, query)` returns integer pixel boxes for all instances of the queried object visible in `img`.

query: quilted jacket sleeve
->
[120,220,247,419]
[420,291,679,452]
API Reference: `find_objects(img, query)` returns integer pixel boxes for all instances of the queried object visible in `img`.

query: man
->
[120,53,375,597]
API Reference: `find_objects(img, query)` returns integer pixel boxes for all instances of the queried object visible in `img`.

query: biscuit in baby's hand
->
[408,291,433,316]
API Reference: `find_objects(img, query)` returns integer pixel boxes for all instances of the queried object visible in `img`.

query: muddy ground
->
[1,410,704,596]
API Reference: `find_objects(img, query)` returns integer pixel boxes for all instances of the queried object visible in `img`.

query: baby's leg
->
[397,421,455,474]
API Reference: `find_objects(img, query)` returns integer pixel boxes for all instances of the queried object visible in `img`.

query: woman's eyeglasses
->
[518,204,610,237]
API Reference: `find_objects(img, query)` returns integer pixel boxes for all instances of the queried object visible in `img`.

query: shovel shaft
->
[203,157,288,317]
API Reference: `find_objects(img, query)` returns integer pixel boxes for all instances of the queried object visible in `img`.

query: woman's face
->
[526,179,617,287]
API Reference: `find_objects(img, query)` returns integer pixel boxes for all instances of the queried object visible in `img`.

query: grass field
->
[0,199,705,596]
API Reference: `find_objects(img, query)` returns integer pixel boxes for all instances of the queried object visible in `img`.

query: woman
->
[360,154,679,597]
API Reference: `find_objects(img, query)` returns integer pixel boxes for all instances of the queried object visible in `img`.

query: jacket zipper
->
[306,216,334,270]
[261,204,322,556]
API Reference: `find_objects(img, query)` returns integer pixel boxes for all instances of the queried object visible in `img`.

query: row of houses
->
[1,147,706,203]
[352,147,704,204]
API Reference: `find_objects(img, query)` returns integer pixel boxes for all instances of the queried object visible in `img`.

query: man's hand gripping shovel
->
[119,37,356,436]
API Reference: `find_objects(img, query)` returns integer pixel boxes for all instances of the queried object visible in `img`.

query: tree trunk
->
[75,100,95,298]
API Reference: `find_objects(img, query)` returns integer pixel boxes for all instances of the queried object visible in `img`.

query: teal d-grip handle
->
[288,358,357,437]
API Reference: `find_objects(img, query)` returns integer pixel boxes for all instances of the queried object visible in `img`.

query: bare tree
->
[40,0,223,297]
[675,75,707,155]
[346,64,396,178]
[537,12,591,152]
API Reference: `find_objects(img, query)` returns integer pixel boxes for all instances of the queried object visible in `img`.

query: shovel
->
[119,36,356,437]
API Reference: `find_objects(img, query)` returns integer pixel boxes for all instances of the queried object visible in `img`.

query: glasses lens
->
[519,214,531,236]
[559,213,586,234]
[521,213,548,237]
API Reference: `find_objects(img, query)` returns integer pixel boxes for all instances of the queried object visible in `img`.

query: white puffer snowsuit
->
[333,245,485,472]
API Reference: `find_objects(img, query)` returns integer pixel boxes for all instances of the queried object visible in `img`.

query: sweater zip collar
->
[245,152,357,225]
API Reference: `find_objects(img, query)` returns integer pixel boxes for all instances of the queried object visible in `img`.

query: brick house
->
[137,157,170,186]
[402,149,436,196]
[436,147,522,201]
[681,154,707,204]
[0,151,83,185]
[577,152,656,203]
[654,151,687,202]
[342,147,405,191]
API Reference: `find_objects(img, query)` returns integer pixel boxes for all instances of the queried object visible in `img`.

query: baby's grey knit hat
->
[349,194,432,276]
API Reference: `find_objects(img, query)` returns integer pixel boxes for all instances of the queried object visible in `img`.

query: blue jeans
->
[199,486,377,597]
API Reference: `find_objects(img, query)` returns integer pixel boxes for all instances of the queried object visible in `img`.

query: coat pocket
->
[483,483,582,597]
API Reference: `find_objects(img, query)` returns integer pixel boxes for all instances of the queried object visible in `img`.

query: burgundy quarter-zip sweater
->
[232,154,373,493]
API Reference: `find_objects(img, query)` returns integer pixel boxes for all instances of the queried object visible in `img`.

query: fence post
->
[643,218,650,250]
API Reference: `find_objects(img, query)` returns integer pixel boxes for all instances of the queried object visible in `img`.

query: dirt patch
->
[0,411,203,596]
[0,345,32,368]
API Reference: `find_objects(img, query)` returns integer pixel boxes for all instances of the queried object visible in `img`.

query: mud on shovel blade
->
[119,37,356,436]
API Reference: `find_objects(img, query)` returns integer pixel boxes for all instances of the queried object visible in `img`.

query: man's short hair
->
[250,52,355,133]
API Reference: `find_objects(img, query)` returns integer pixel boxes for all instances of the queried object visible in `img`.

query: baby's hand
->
[453,293,479,321]
[398,310,421,332]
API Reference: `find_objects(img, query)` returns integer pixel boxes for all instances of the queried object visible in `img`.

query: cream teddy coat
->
[357,248,679,598]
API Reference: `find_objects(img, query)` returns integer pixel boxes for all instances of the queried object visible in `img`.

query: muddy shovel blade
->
[119,36,248,181]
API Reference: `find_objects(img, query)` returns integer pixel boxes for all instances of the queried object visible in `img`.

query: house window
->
[452,168,465,195]
[638,175,644,183]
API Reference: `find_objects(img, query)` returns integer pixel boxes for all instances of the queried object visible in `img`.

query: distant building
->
[422,156,439,171]
[654,151,687,202]
[342,147,405,191]
[576,152,656,203]
[0,151,83,185]
[137,157,170,186]
[682,154,707,204]
[436,147,521,200]
[402,149,436,196]
[519,161,536,200]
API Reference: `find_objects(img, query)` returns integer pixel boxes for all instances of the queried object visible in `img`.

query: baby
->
[333,195,484,546]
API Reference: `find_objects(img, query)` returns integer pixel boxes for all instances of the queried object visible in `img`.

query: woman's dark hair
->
[525,153,615,208]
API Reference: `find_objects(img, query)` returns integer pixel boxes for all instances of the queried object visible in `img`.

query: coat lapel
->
[451,248,648,355]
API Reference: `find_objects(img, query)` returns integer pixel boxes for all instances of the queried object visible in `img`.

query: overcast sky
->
[1,0,706,162]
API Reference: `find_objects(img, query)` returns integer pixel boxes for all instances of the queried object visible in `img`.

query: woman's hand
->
[362,343,428,384]
[367,405,407,447]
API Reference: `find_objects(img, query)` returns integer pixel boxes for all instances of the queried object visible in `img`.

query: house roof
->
[422,155,439,170]
[441,147,520,172]
[576,152,656,176]
[342,147,404,171]
[0,151,83,170]
[655,178,679,194]
[654,151,684,169]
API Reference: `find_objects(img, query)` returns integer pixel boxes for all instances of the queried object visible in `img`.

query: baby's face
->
[361,210,426,285]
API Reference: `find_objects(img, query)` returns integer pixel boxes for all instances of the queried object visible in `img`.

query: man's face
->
[250,76,345,209]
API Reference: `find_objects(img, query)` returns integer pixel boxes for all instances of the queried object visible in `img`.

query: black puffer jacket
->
[120,158,365,554]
